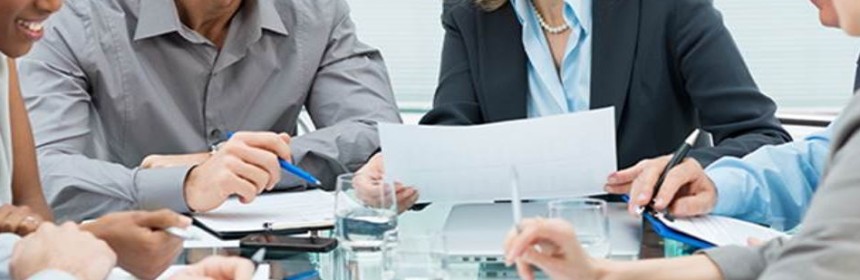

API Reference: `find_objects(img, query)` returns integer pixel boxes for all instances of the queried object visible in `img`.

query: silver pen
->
[165,227,200,241]
[511,166,523,233]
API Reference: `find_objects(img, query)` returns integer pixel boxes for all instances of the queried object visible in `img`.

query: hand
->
[0,204,45,236]
[168,256,255,280]
[503,218,601,280]
[184,132,292,212]
[81,210,191,280]
[604,155,716,217]
[356,153,418,213]
[11,222,116,280]
[141,153,211,169]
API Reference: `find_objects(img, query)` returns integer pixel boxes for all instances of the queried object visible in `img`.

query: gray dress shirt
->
[702,92,860,279]
[18,0,401,221]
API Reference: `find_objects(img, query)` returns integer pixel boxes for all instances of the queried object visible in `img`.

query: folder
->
[622,195,788,249]
[192,190,336,239]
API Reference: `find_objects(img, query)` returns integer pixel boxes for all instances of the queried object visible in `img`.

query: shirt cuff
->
[27,270,79,280]
[699,246,766,280]
[133,166,193,213]
[708,167,748,217]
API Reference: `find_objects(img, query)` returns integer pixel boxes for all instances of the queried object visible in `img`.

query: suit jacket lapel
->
[591,0,640,125]
[477,4,528,122]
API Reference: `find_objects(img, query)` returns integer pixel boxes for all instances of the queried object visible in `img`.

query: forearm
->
[598,256,721,280]
[7,59,52,221]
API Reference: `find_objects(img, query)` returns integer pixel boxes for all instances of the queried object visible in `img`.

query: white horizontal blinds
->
[346,0,444,110]
[715,0,860,109]
[346,0,860,111]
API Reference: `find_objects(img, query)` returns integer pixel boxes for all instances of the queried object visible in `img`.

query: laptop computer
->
[443,201,641,263]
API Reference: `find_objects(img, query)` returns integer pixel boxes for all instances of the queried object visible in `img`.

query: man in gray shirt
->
[18,0,401,220]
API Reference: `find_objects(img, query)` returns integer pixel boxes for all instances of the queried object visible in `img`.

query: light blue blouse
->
[511,0,593,117]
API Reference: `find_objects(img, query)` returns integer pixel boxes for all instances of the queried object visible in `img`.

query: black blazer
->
[422,0,791,169]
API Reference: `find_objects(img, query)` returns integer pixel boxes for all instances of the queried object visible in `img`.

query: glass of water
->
[335,173,399,253]
[383,233,449,280]
[548,198,611,258]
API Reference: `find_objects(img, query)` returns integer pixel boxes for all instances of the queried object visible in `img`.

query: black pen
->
[636,129,700,219]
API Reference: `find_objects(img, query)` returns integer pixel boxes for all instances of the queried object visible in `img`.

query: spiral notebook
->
[192,190,337,239]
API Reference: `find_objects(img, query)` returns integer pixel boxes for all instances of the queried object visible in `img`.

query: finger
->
[227,155,272,194]
[747,237,764,247]
[668,194,713,217]
[3,207,29,233]
[0,205,16,232]
[519,248,558,278]
[605,161,647,186]
[200,256,255,280]
[225,175,260,204]
[628,160,667,212]
[231,132,292,163]
[16,215,42,236]
[136,209,189,230]
[515,258,536,280]
[221,144,280,189]
[652,162,697,210]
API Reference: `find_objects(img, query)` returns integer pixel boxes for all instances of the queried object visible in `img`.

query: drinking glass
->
[383,233,449,280]
[335,173,399,252]
[548,198,611,258]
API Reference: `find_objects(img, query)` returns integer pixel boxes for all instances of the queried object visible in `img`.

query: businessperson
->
[17,0,402,220]
[505,1,860,279]
[359,0,791,208]
[607,0,859,231]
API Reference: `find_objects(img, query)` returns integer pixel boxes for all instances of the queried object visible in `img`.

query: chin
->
[0,42,33,59]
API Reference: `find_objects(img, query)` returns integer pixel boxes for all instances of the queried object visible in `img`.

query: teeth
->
[16,19,44,32]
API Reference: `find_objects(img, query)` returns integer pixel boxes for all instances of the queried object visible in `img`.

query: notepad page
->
[193,190,336,234]
[657,214,789,247]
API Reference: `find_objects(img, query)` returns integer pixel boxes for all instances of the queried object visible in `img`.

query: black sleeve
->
[671,0,792,166]
[419,6,485,126]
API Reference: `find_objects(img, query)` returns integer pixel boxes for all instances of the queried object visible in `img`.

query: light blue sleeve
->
[706,126,832,230]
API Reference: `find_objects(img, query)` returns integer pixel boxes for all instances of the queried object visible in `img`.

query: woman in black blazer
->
[360,0,790,210]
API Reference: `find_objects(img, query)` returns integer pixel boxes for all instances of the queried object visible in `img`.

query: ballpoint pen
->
[511,166,522,232]
[636,129,701,219]
[284,270,319,280]
[225,131,322,186]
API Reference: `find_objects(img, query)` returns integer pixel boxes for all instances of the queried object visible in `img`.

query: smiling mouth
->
[16,19,45,33]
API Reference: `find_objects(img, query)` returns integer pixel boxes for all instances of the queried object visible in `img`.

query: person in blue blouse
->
[609,0,858,231]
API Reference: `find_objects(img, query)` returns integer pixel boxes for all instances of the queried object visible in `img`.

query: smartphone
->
[240,234,338,253]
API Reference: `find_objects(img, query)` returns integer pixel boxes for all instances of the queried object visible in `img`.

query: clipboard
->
[621,195,714,249]
[192,190,337,240]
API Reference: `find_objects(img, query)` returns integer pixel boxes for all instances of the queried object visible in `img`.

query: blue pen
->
[225,131,322,186]
[284,270,318,280]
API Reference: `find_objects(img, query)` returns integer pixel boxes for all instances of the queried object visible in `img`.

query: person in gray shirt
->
[17,0,402,220]
[503,0,860,279]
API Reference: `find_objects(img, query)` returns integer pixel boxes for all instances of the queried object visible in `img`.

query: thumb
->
[747,237,764,247]
[278,133,292,145]
[520,249,564,276]
[136,210,189,230]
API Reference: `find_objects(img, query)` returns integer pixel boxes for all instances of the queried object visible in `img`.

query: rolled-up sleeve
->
[18,6,190,221]
[290,0,402,188]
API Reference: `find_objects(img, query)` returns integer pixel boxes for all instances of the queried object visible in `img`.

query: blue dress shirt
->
[707,126,833,230]
[511,0,593,117]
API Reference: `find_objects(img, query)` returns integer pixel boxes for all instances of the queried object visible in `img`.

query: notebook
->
[193,189,337,239]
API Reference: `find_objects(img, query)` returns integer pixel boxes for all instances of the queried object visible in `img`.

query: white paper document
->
[657,214,789,247]
[193,190,336,235]
[379,107,617,203]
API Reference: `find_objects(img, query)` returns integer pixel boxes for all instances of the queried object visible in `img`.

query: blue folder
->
[621,195,715,249]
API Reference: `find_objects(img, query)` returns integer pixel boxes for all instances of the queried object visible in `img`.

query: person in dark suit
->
[359,0,791,211]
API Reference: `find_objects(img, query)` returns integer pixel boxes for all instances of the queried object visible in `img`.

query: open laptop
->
[443,201,641,263]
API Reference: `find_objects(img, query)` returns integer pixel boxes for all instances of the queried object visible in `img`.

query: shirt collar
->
[133,0,289,42]
[510,0,591,34]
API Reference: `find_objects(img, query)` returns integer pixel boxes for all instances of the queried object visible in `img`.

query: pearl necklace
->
[531,0,570,34]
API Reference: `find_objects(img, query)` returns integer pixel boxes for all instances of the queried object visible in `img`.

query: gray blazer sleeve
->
[290,0,402,187]
[702,94,860,279]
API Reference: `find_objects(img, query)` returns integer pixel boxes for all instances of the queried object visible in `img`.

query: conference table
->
[176,201,668,280]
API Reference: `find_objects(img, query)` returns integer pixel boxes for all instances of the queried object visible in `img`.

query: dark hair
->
[474,0,507,11]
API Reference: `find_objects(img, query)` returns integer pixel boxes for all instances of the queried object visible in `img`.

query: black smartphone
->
[240,234,338,253]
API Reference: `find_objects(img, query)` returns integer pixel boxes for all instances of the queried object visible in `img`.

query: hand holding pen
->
[184,131,298,212]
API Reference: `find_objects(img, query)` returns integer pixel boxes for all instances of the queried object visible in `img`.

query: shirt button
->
[210,129,222,139]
